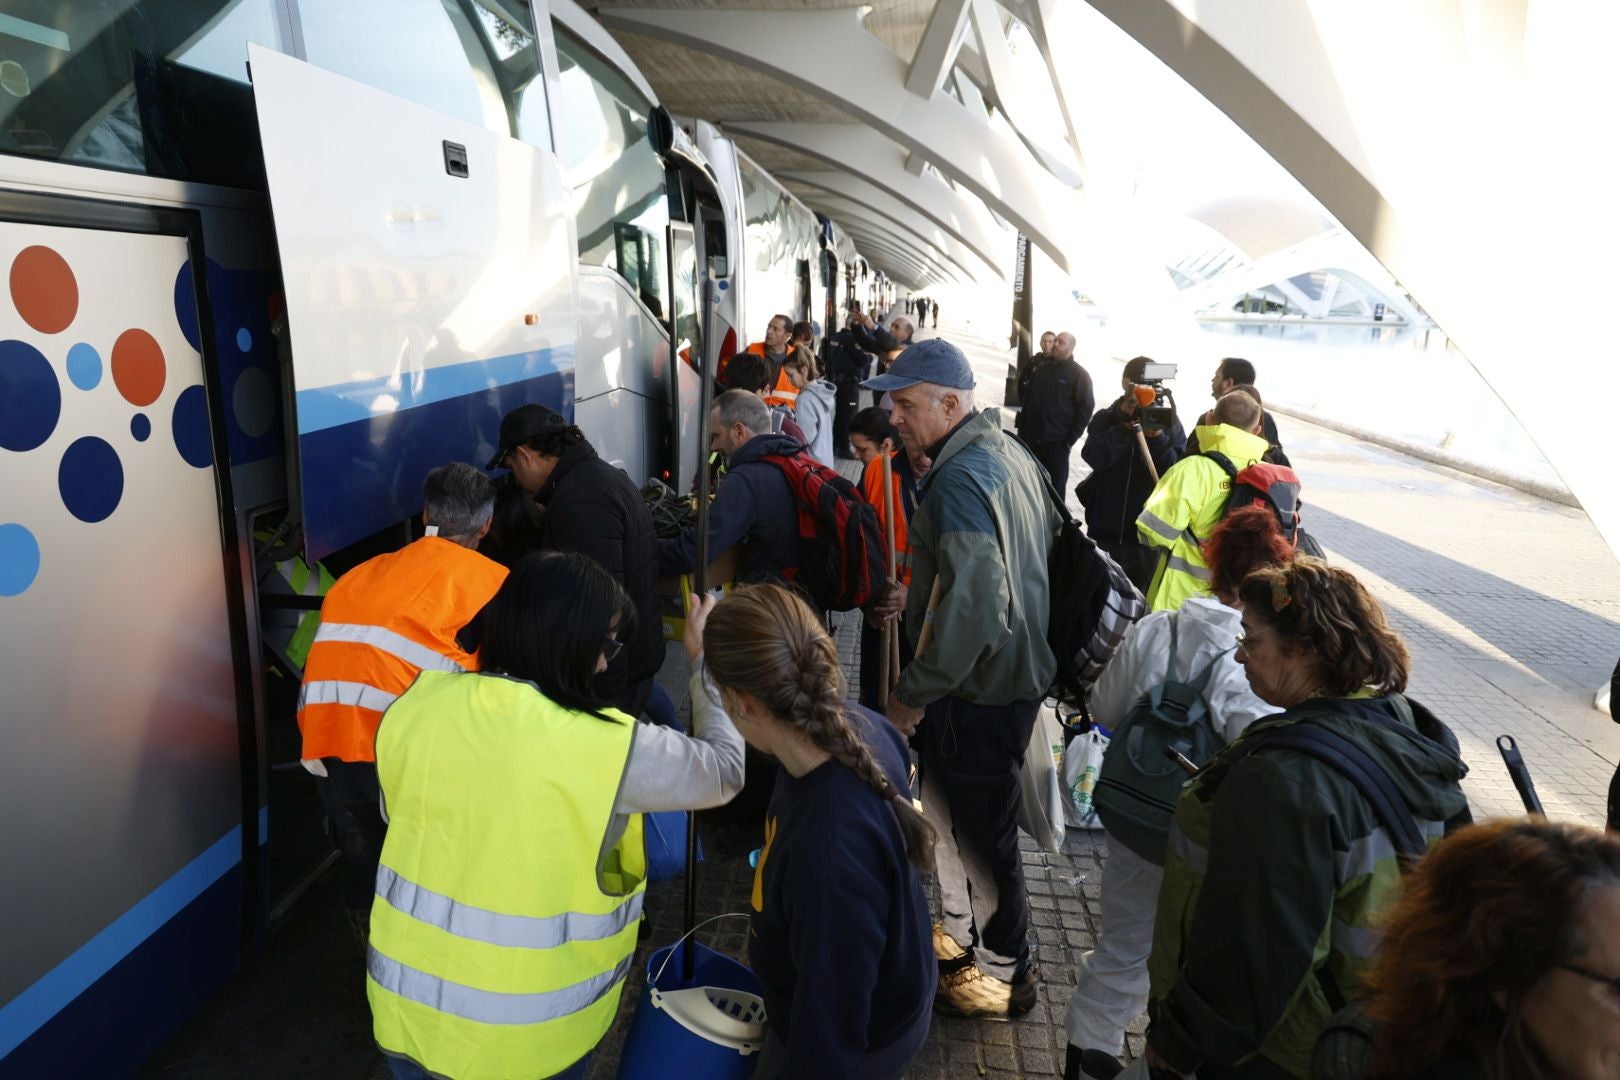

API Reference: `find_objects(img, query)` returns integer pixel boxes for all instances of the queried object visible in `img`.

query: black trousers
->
[918,696,1038,976]
[1030,439,1074,495]
[315,760,386,919]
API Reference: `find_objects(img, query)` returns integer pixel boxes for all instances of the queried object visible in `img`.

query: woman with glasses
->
[1315,817,1620,1079]
[1141,558,1471,1079]
[1063,505,1291,1080]
[366,552,744,1080]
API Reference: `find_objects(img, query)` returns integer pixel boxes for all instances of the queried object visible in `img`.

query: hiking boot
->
[1065,1045,1124,1080]
[932,923,972,974]
[934,962,1038,1020]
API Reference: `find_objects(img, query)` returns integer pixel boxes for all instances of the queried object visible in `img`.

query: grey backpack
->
[1093,617,1230,863]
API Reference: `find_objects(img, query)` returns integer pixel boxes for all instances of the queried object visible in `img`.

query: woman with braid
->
[702,584,936,1080]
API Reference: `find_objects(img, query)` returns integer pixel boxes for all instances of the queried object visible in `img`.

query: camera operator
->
[1077,356,1186,594]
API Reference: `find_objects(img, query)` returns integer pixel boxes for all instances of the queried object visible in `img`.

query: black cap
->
[488,404,565,469]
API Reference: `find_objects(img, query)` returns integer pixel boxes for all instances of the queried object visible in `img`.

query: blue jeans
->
[387,1051,591,1079]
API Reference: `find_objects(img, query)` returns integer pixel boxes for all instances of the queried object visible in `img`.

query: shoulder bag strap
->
[1261,723,1427,858]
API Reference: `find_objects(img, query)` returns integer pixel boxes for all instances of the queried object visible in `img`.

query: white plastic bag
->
[1063,726,1109,830]
[1018,704,1068,853]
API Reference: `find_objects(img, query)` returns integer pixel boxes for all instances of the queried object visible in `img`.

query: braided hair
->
[703,584,936,870]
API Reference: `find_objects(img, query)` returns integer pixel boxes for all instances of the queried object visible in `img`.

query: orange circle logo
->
[111,328,167,406]
[10,245,78,334]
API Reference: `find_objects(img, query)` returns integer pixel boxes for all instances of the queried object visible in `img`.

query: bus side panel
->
[573,266,661,480]
[0,220,243,1076]
[248,46,578,561]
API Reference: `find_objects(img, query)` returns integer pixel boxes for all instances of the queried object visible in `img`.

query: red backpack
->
[1201,451,1326,557]
[760,452,888,611]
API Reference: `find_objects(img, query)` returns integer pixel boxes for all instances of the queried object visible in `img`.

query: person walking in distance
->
[865,339,1060,1019]
[1014,330,1094,493]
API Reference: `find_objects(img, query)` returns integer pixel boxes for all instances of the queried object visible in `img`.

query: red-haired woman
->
[1315,818,1620,1080]
[1063,506,1295,1080]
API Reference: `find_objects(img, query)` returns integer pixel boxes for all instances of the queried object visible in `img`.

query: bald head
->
[1051,332,1076,361]
[889,316,915,343]
[1213,389,1263,433]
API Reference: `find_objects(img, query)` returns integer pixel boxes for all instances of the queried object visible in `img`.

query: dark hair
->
[768,313,792,335]
[1123,355,1153,383]
[849,406,899,447]
[422,462,496,539]
[702,584,937,871]
[1237,559,1409,695]
[480,552,633,716]
[1202,505,1293,600]
[522,424,586,459]
[1228,383,1262,406]
[791,320,813,342]
[1219,357,1257,385]
[1365,819,1620,1080]
[479,481,545,568]
[724,351,772,393]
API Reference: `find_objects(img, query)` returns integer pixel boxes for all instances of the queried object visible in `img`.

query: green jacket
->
[895,410,1059,708]
[1136,423,1270,611]
[1146,695,1470,1078]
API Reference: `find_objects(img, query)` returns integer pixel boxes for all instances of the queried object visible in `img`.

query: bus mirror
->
[649,106,675,156]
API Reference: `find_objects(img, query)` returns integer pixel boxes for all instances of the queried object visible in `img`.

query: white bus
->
[0,3,858,1075]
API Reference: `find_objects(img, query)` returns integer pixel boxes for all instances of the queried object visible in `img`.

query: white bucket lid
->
[650,986,768,1053]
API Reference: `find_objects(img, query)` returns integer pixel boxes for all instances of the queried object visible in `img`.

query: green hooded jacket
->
[1146,694,1470,1078]
[895,409,1059,708]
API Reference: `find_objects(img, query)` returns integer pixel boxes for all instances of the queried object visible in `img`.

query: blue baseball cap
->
[861,337,975,392]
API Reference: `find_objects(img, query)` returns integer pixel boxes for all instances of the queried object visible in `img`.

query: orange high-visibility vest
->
[745,342,805,408]
[861,451,912,585]
[297,537,508,763]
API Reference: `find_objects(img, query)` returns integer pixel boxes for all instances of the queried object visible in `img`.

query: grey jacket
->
[896,409,1059,708]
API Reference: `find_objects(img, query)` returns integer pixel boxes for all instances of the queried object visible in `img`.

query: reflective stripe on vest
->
[369,948,635,1027]
[368,671,645,1077]
[298,680,399,713]
[314,623,471,673]
[297,537,506,762]
[375,865,644,949]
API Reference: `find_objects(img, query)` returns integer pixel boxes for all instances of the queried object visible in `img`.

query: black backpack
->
[1201,450,1326,558]
[1015,438,1146,706]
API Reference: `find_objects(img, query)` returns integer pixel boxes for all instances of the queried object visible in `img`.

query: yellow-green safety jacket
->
[367,670,647,1080]
[1136,424,1270,612]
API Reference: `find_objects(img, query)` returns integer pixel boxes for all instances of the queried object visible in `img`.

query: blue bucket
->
[616,931,767,1080]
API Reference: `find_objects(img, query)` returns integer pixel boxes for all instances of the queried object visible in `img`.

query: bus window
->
[299,0,518,137]
[551,26,668,304]
[0,0,279,180]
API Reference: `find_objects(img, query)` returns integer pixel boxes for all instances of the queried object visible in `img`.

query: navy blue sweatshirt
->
[657,431,803,584]
[748,705,935,1079]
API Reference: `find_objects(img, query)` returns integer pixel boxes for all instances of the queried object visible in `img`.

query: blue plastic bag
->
[645,810,703,882]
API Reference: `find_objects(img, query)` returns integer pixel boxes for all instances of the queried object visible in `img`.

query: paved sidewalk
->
[139,317,1620,1080]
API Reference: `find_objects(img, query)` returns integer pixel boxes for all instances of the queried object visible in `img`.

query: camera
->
[1130,362,1178,431]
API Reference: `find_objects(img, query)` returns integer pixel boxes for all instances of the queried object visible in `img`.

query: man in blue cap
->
[865,339,1059,1020]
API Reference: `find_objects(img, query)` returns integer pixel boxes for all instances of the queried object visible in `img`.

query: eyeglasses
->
[1559,962,1620,995]
[601,636,623,662]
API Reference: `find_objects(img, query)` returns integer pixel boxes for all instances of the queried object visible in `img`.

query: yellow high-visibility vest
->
[367,671,646,1080]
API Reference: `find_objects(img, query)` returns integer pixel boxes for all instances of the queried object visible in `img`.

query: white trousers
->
[1064,836,1163,1053]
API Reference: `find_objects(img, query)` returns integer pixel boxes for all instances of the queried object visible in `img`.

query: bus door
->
[0,195,250,1079]
[666,222,702,493]
[244,43,578,564]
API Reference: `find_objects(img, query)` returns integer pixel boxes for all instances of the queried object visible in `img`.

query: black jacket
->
[1186,408,1290,467]
[826,328,873,380]
[1078,397,1186,545]
[851,321,902,355]
[659,431,804,585]
[1015,355,1095,446]
[538,441,664,709]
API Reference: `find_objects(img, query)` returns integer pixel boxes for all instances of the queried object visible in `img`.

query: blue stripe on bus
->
[295,345,574,434]
[0,825,242,1060]
[259,804,269,845]
[298,367,572,561]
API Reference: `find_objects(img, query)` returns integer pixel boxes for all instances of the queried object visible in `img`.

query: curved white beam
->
[808,200,971,284]
[597,4,1078,273]
[726,121,1007,271]
[782,172,998,281]
[834,218,964,285]
[1082,0,1620,556]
